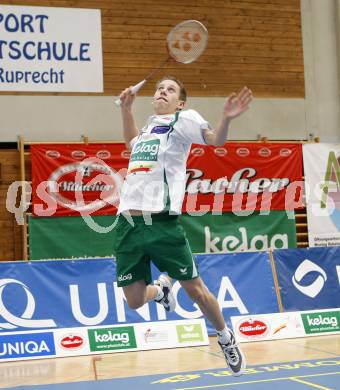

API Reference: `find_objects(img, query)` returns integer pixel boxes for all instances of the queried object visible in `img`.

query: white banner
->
[0,5,103,92]
[303,143,340,247]
[231,308,340,343]
[0,319,209,362]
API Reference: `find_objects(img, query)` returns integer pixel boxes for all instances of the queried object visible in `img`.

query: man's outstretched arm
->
[203,86,253,146]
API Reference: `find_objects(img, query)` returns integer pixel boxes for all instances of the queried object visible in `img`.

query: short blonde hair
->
[156,75,187,102]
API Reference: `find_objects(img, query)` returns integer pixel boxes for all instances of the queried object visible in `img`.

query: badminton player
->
[114,76,252,376]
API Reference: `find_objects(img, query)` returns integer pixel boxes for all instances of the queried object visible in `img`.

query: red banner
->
[31,144,130,216]
[31,142,303,217]
[184,143,303,212]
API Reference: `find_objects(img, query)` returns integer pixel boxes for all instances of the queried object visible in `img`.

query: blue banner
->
[0,253,279,335]
[273,247,340,311]
[0,332,55,360]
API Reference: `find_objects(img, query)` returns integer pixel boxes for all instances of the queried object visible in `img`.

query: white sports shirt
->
[118,109,211,214]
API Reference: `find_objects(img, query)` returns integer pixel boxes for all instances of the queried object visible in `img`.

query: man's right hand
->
[119,87,136,110]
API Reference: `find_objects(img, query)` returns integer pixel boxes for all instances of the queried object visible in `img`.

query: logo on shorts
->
[118,273,132,282]
[179,268,188,275]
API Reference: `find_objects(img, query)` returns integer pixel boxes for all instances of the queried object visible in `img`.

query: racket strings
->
[115,20,208,106]
[167,21,208,64]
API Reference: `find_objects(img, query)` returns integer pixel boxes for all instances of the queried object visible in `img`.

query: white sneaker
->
[154,274,176,312]
[218,329,246,376]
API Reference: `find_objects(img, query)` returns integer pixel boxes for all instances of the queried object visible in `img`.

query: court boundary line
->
[173,371,340,390]
[290,377,332,390]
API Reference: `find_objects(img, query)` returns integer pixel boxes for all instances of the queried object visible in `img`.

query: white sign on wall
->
[303,143,340,247]
[0,5,103,92]
[231,308,340,343]
[0,319,209,362]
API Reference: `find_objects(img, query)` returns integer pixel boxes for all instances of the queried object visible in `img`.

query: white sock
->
[216,327,231,344]
[154,284,164,301]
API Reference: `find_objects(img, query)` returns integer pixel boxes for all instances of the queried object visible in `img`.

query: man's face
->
[153,79,185,115]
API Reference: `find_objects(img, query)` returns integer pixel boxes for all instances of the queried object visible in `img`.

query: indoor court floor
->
[1,335,339,389]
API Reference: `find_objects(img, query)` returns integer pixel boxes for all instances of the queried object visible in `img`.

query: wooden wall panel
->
[0,150,22,261]
[0,0,304,97]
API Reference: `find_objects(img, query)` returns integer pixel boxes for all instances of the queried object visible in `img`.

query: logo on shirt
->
[128,138,160,174]
[132,139,160,160]
[151,126,171,134]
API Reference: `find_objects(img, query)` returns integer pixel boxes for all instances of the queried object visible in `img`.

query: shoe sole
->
[230,350,246,376]
[228,330,246,376]
[219,335,247,377]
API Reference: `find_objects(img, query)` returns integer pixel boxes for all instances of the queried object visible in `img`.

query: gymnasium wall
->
[1,0,340,260]
[0,0,308,141]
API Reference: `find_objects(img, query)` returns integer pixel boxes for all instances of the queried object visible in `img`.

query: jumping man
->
[114,76,253,376]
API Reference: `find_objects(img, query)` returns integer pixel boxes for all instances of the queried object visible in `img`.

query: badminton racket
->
[115,20,208,107]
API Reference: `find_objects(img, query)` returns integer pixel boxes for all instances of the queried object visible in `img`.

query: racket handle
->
[114,79,147,107]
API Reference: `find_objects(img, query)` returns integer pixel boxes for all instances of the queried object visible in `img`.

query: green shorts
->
[113,213,199,287]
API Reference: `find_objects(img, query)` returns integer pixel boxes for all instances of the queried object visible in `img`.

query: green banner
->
[176,324,204,343]
[88,326,137,351]
[179,211,297,253]
[301,310,340,334]
[28,215,117,260]
[29,211,296,260]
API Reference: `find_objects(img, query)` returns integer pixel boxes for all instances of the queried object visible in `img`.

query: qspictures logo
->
[88,326,137,352]
[176,324,204,343]
[301,311,340,334]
